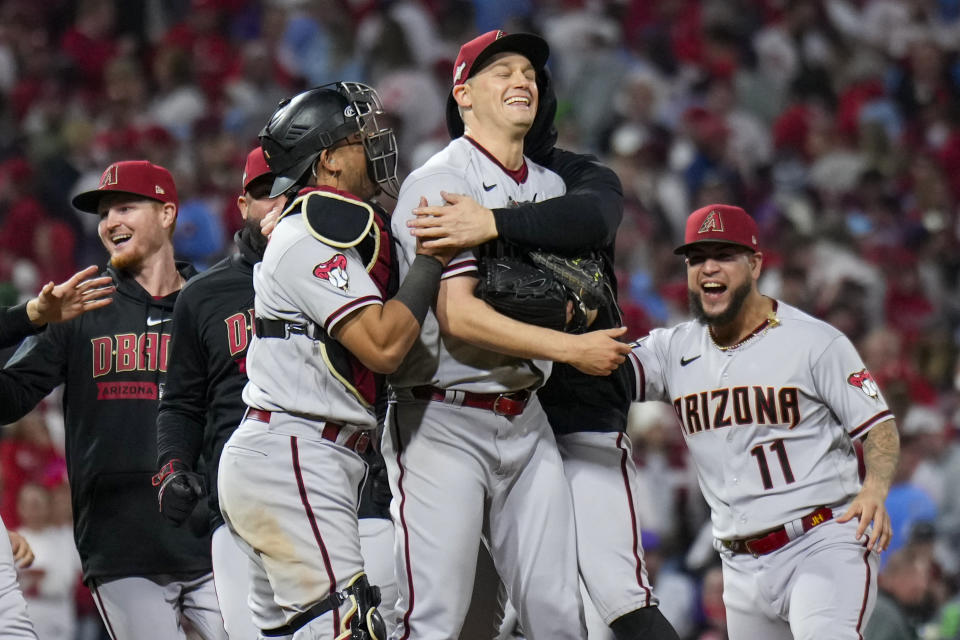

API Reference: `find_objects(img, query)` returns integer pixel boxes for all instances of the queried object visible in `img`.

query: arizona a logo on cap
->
[698,210,725,234]
[100,164,119,188]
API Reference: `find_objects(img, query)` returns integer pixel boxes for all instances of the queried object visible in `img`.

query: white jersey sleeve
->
[264,231,382,334]
[391,168,479,280]
[810,334,893,439]
[626,329,673,404]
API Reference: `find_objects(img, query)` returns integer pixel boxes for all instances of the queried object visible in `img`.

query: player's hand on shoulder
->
[564,326,630,376]
[837,483,891,553]
[409,191,497,249]
[413,197,460,266]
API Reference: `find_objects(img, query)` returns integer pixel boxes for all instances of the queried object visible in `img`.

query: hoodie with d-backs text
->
[0,262,211,583]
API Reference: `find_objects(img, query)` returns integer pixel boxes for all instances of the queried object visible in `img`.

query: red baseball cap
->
[242,146,272,192]
[445,30,549,139]
[73,160,178,214]
[451,30,549,87]
[674,204,760,255]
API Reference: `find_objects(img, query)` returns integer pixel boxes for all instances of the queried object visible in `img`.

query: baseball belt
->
[720,506,834,557]
[410,385,531,416]
[244,408,371,455]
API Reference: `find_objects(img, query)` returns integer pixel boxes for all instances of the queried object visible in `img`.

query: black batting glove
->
[151,459,205,526]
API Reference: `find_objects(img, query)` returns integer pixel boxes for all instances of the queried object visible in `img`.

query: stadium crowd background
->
[0,0,958,638]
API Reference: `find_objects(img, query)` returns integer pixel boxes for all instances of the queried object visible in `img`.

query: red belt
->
[411,386,531,417]
[244,408,370,455]
[721,507,834,556]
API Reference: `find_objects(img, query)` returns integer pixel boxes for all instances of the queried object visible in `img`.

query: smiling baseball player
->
[627,204,901,639]
[385,30,630,640]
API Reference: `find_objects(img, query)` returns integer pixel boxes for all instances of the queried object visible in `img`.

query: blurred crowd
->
[0,0,959,638]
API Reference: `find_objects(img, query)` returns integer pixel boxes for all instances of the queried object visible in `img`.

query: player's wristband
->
[394,254,443,325]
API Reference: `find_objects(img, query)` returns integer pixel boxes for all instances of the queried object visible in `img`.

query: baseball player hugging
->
[217,82,457,640]
[628,204,901,640]
[384,30,631,640]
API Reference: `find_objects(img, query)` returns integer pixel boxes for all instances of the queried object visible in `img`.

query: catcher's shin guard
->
[260,573,385,639]
[337,573,386,640]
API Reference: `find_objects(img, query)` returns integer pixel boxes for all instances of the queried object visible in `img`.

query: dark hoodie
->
[0,261,211,582]
[156,230,262,531]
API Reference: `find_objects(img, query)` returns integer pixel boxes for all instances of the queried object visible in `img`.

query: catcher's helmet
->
[260,82,399,198]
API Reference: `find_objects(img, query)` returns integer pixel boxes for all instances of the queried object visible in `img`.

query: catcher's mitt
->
[475,257,568,332]
[529,251,617,333]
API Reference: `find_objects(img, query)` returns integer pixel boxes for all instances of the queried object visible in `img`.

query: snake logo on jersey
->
[673,385,801,435]
[847,369,880,400]
[314,253,349,290]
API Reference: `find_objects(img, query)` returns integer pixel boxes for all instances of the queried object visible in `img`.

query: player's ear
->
[159,202,177,237]
[317,149,337,175]
[749,250,763,277]
[452,83,471,109]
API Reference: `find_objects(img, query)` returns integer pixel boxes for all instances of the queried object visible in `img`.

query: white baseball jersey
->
[628,300,893,540]
[243,188,387,429]
[389,136,566,392]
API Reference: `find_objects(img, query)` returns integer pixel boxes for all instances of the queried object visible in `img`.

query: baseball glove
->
[476,251,616,333]
[528,251,615,332]
[476,257,568,332]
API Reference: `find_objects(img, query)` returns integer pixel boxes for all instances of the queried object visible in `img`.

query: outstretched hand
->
[836,483,891,552]
[410,191,498,249]
[26,265,115,326]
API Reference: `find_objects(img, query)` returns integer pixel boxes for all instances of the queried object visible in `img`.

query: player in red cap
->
[155,147,282,638]
[0,160,228,639]
[385,28,631,640]
[628,203,901,639]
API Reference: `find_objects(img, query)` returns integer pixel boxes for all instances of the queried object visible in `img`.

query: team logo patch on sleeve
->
[847,369,880,399]
[314,253,349,290]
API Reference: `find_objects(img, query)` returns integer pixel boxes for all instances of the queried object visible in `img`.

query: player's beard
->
[108,247,144,272]
[242,216,268,256]
[689,280,752,327]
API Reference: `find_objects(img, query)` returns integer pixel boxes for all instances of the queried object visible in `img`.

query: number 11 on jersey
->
[750,439,795,490]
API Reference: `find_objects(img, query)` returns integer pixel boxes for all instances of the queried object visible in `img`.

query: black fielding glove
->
[475,256,568,331]
[151,459,206,526]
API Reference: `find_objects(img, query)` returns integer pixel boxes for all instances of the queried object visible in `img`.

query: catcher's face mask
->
[338,82,400,199]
